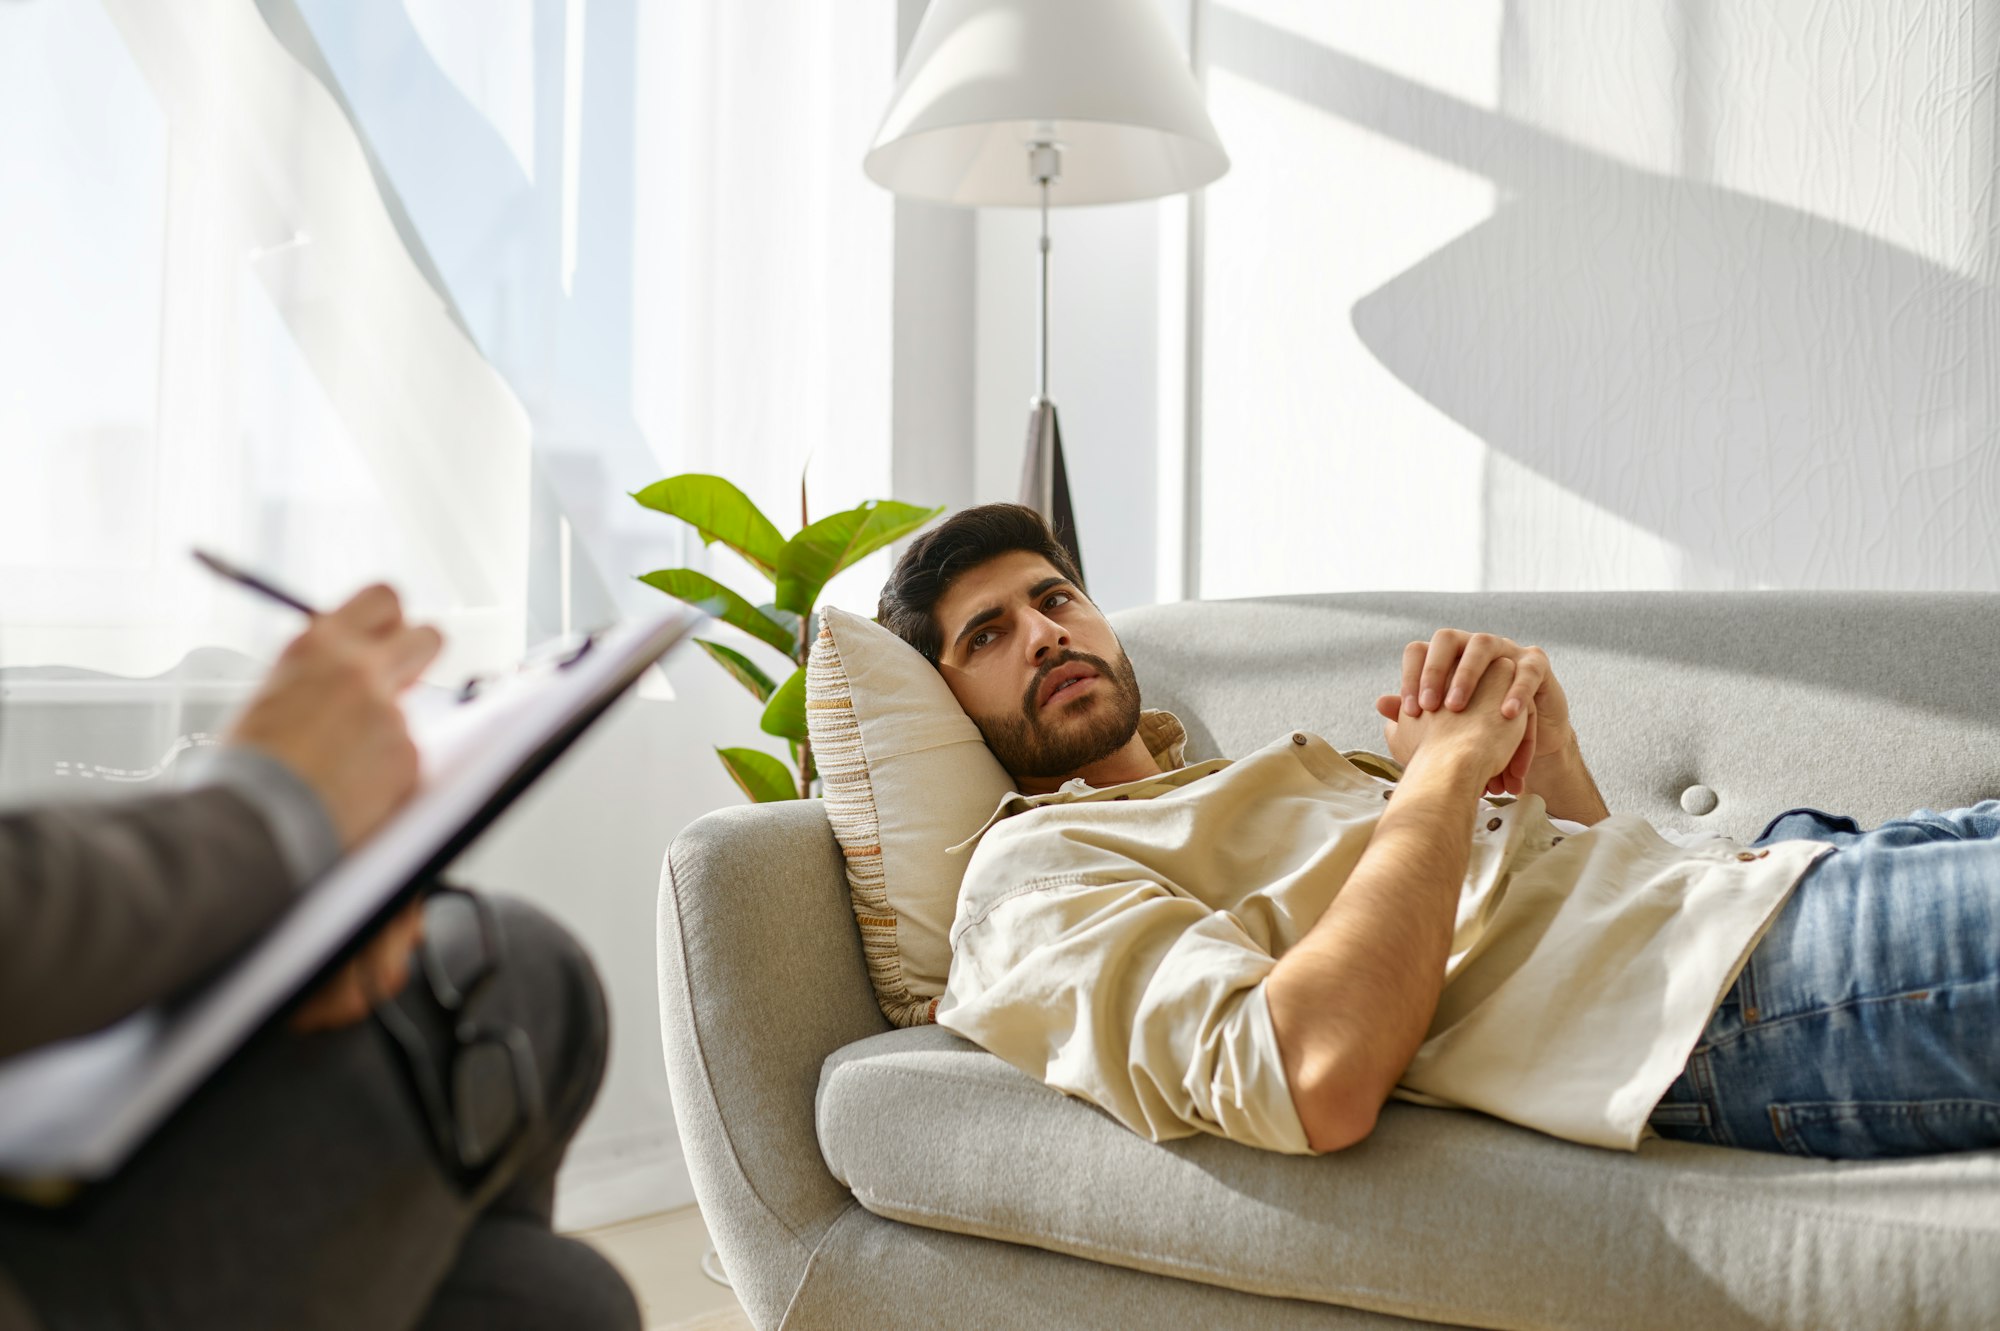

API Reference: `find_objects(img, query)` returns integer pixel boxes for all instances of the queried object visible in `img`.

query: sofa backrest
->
[1113,591,2000,842]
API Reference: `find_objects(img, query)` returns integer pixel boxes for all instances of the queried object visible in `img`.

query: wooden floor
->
[575,1204,753,1331]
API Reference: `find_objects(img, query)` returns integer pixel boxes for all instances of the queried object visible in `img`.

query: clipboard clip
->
[454,629,601,704]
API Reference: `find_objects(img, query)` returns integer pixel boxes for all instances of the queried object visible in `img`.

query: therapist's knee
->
[469,895,611,1137]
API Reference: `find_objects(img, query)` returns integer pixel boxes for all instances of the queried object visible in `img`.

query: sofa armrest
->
[657,800,889,1325]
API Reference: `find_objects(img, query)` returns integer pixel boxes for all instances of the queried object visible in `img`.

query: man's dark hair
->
[879,503,1085,663]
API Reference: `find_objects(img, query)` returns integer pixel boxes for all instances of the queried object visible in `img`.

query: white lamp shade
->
[864,0,1229,207]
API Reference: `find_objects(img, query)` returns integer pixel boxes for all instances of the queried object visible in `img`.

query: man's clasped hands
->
[1372,629,1577,798]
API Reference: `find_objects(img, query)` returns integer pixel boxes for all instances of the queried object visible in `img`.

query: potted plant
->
[632,474,941,801]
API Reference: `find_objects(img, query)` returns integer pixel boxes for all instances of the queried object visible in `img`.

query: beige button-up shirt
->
[936,713,1832,1155]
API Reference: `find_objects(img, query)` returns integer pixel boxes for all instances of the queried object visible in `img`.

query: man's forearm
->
[1530,741,1610,825]
[1265,746,1487,1151]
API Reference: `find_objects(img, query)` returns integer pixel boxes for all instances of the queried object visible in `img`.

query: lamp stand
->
[1019,146,1086,585]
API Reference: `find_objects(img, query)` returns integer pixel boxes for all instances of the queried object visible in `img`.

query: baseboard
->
[555,1123,697,1232]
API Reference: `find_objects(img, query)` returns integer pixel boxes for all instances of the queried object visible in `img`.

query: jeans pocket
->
[1769,1099,2000,1159]
[1646,1100,1714,1144]
[1753,807,1862,845]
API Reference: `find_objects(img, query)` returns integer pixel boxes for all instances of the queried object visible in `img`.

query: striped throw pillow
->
[806,606,1017,1027]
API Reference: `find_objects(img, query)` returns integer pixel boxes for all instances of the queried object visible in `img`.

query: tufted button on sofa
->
[1680,783,1720,815]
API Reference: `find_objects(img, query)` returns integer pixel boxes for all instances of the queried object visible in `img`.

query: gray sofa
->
[657,592,2000,1329]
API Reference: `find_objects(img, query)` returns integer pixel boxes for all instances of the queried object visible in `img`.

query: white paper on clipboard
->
[0,604,701,1184]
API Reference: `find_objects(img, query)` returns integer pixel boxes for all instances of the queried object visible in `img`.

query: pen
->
[191,548,322,616]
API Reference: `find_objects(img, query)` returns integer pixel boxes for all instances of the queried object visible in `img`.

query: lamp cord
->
[1037,175,1051,403]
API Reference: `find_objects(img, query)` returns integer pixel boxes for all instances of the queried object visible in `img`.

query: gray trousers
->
[0,896,640,1331]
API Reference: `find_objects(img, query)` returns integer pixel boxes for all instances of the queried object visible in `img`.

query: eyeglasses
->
[372,886,544,1189]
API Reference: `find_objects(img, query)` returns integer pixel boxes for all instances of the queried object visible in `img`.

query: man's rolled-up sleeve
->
[937,868,1312,1155]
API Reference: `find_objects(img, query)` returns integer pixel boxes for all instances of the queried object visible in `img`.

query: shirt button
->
[1486,817,1503,832]
[1756,848,1770,859]
[1552,836,1565,845]
[1736,851,1757,862]
[1292,733,1308,746]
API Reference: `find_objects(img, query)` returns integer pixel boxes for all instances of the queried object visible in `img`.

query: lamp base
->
[1019,398,1087,587]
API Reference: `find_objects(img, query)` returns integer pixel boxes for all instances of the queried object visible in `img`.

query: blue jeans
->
[1648,802,2000,1158]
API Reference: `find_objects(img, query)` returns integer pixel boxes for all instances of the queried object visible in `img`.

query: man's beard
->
[977,647,1144,781]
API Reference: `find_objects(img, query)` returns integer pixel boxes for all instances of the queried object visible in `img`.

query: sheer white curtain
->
[0,0,531,802]
[0,0,894,794]
[0,0,529,682]
[1,0,896,1228]
[294,0,896,640]
[625,0,897,610]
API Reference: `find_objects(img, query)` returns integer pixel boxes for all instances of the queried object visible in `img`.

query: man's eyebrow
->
[950,605,1004,656]
[949,577,1075,657]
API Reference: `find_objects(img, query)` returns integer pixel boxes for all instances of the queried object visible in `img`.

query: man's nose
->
[1025,613,1069,661]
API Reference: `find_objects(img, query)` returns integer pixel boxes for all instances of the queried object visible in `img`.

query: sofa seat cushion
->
[817,1026,2000,1331]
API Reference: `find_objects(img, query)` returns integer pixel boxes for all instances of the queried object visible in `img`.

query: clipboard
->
[0,603,701,1193]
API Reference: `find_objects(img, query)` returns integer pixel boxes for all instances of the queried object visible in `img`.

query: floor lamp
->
[864,0,1228,584]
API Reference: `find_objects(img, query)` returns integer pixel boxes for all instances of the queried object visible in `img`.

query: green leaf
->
[638,569,795,656]
[630,475,785,581]
[716,746,797,803]
[757,602,803,649]
[775,500,944,614]
[759,665,808,741]
[694,638,777,704]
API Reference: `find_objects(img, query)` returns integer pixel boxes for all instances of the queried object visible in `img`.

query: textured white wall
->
[1192,0,2000,596]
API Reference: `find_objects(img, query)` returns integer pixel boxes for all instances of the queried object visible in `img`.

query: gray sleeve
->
[0,787,303,1060]
[177,744,343,886]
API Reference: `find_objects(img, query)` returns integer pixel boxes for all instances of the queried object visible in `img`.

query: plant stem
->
[795,611,814,799]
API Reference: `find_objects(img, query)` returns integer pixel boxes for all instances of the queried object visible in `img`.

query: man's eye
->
[1044,592,1071,610]
[969,630,995,652]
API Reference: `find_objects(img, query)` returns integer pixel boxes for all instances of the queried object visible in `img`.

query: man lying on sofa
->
[875,503,2000,1160]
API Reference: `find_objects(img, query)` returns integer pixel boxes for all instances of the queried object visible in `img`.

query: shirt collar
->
[1137,708,1189,770]
[948,710,1217,856]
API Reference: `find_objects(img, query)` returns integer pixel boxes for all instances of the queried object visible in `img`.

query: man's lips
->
[1037,663,1099,708]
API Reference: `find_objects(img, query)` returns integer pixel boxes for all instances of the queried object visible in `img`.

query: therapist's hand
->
[225,584,442,850]
[291,901,427,1033]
